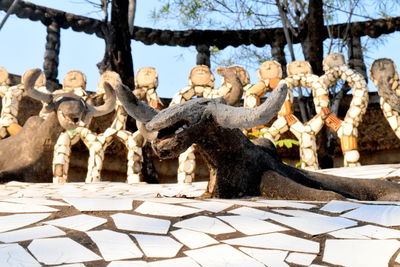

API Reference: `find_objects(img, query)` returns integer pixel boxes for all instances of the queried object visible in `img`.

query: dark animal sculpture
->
[0,69,116,182]
[115,80,400,201]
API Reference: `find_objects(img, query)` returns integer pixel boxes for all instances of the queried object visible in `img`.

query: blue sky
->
[0,1,399,97]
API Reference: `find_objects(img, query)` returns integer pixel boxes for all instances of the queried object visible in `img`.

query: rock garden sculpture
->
[0,67,47,138]
[0,69,116,183]
[169,65,246,183]
[319,53,369,167]
[370,58,400,139]
[246,61,328,170]
[115,78,400,200]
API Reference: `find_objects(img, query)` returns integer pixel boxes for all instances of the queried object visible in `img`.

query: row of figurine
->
[0,53,398,184]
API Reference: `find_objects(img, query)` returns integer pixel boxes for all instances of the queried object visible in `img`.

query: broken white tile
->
[107,261,149,267]
[256,200,317,209]
[342,205,400,226]
[28,237,101,265]
[0,243,41,266]
[184,244,264,267]
[173,216,236,235]
[182,201,233,213]
[323,239,400,267]
[132,234,183,258]
[3,197,70,206]
[223,233,320,253]
[45,214,107,231]
[0,213,51,232]
[0,201,58,213]
[217,215,288,235]
[269,210,357,235]
[212,199,279,207]
[320,200,364,213]
[286,252,317,266]
[239,247,289,267]
[170,229,219,249]
[272,209,324,217]
[149,257,200,267]
[112,213,170,234]
[87,230,143,261]
[329,224,400,239]
[55,264,85,267]
[63,197,133,211]
[136,197,200,204]
[0,225,65,243]
[135,201,202,217]
[228,206,280,220]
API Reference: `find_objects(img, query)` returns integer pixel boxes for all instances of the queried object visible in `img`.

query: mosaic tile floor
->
[0,165,399,266]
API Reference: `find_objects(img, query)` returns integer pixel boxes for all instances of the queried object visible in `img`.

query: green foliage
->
[274,139,300,149]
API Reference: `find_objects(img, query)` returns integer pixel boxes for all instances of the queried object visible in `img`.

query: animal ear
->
[210,81,288,129]
[23,69,53,104]
[85,81,117,118]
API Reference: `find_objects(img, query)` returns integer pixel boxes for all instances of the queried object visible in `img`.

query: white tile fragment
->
[0,213,51,232]
[132,234,183,258]
[45,214,107,231]
[256,200,317,209]
[136,197,200,204]
[0,201,58,213]
[320,200,363,213]
[182,201,233,213]
[239,247,289,267]
[135,201,202,217]
[28,237,101,265]
[107,261,149,267]
[329,224,400,239]
[111,213,170,234]
[173,216,236,235]
[54,264,85,267]
[0,243,41,266]
[342,205,400,226]
[170,229,219,249]
[323,239,400,267]
[63,197,133,211]
[272,209,324,217]
[228,206,280,220]
[286,252,317,266]
[223,233,320,253]
[184,244,264,267]
[396,253,400,264]
[149,257,200,267]
[87,230,143,261]
[3,197,70,206]
[212,199,280,207]
[217,215,288,235]
[0,225,65,243]
[268,210,357,235]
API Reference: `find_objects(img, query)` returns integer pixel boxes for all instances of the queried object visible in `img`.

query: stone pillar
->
[43,21,60,92]
[196,44,210,67]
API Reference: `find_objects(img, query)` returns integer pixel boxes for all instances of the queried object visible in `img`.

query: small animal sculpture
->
[0,69,116,183]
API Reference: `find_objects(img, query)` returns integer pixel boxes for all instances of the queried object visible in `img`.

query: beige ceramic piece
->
[287,61,313,76]
[62,70,87,89]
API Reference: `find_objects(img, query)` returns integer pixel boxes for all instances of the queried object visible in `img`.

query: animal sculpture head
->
[23,69,116,130]
[113,79,288,159]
